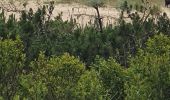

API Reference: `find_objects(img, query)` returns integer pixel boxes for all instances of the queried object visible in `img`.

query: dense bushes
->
[1,1,170,100]
[1,1,169,66]
[0,34,170,100]
[0,37,25,99]
[125,34,170,100]
[75,70,104,100]
[92,57,125,100]
[17,53,85,99]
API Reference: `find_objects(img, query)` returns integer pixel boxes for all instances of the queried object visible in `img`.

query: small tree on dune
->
[86,0,105,33]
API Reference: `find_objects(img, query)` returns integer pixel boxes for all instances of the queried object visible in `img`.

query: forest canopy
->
[0,0,170,99]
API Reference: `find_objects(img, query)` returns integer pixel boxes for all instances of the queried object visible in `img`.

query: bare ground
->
[1,1,170,26]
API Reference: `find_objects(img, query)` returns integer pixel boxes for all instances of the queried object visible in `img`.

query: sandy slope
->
[1,1,170,26]
[52,3,121,26]
[2,1,121,26]
[161,7,170,17]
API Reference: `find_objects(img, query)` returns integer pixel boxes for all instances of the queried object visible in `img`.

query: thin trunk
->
[94,6,103,33]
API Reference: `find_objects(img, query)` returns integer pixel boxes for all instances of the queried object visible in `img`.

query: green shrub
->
[46,53,85,99]
[125,34,170,100]
[18,52,85,99]
[0,36,25,99]
[74,70,104,100]
[16,52,48,99]
[92,56,125,100]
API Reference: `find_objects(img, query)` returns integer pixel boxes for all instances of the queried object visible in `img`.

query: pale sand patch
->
[0,1,122,26]
[1,1,170,27]
[161,7,170,17]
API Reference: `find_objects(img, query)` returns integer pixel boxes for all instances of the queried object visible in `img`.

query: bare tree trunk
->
[94,6,103,33]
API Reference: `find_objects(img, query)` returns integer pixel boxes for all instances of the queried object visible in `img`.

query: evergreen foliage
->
[0,1,170,100]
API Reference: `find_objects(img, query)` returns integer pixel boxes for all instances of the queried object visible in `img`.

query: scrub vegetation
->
[0,0,170,100]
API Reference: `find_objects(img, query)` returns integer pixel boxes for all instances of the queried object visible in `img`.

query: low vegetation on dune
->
[55,0,164,6]
[0,0,170,100]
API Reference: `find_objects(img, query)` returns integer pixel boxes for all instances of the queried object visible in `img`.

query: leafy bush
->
[15,52,48,100]
[125,34,170,100]
[92,56,125,100]
[0,36,25,99]
[17,52,85,99]
[1,1,170,99]
[45,53,85,99]
[74,70,104,100]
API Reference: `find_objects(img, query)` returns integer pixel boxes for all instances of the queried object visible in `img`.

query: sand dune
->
[1,1,170,26]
